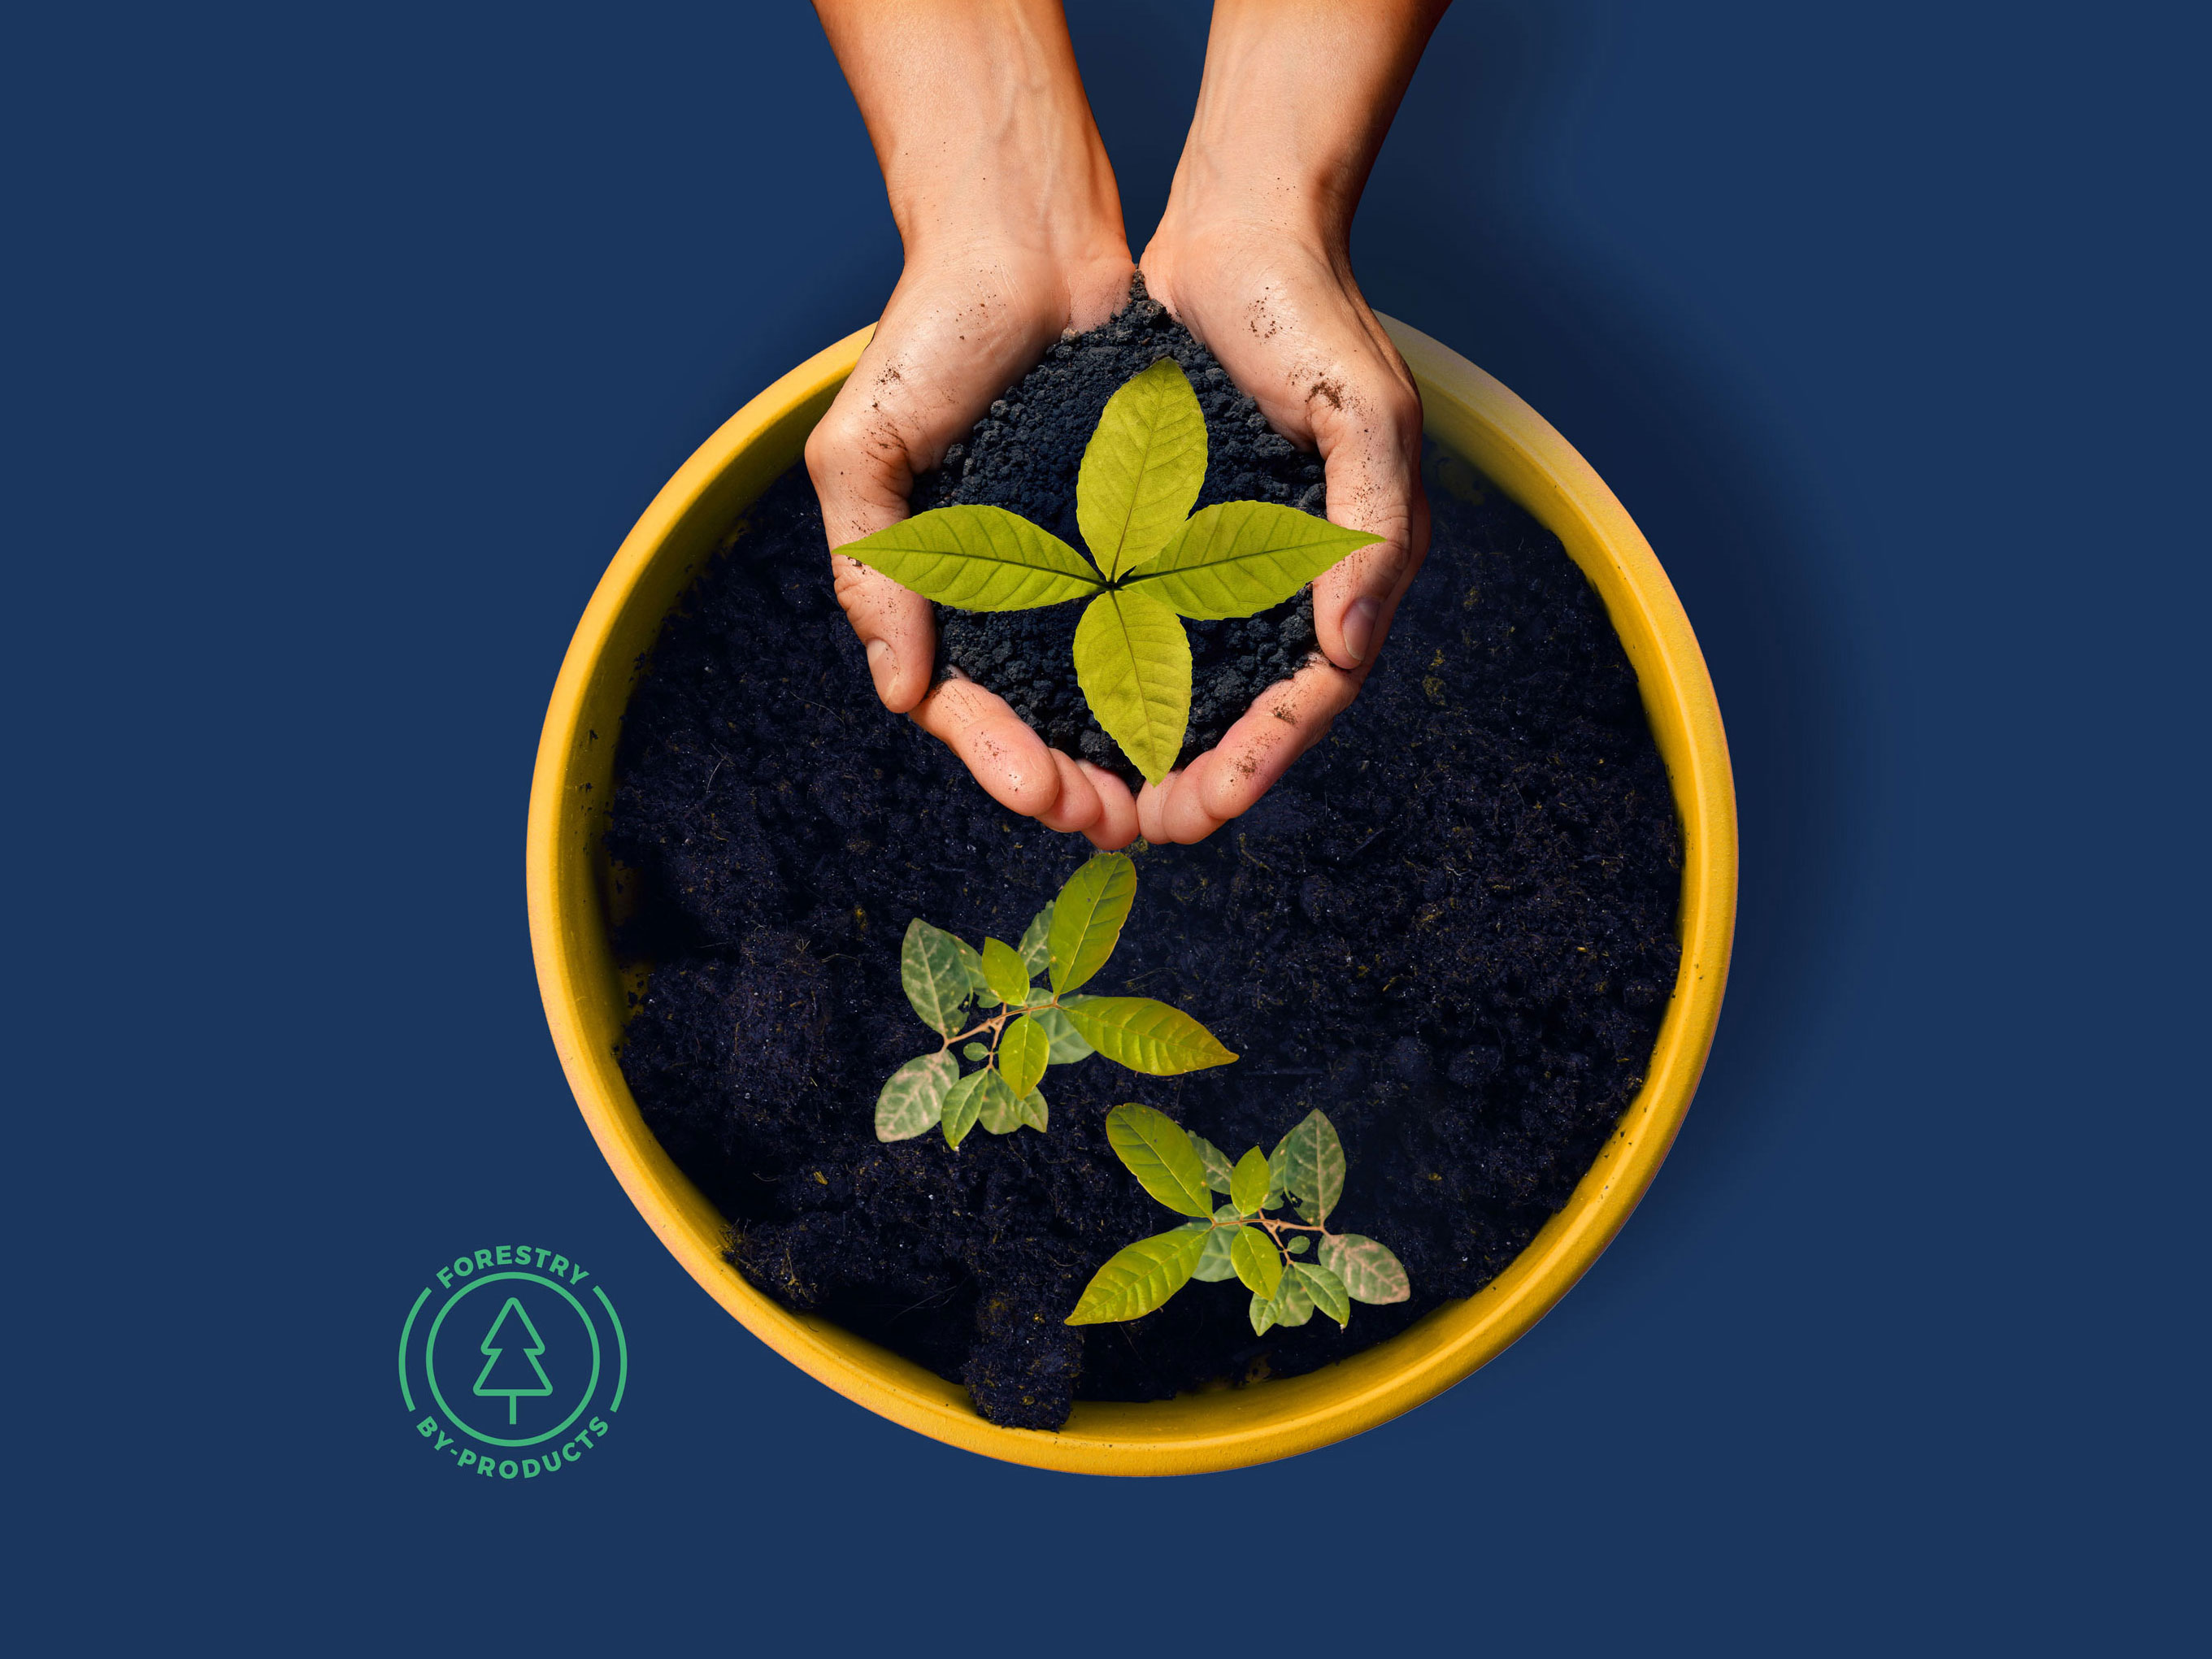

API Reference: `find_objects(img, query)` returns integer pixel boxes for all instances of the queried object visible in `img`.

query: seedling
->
[876,853,1237,1149]
[1067,1104,1410,1335]
[839,360,1383,784]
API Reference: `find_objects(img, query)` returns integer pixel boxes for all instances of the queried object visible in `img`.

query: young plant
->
[1067,1104,1410,1335]
[837,359,1384,784]
[876,853,1238,1149]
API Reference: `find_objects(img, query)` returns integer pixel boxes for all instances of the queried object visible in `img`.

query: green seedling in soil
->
[1067,1104,1410,1334]
[837,358,1383,784]
[876,853,1238,1149]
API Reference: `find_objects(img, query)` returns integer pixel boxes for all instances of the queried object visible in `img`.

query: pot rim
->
[525,319,1736,1475]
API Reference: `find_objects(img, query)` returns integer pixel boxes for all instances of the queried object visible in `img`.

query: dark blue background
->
[7,2,2199,1649]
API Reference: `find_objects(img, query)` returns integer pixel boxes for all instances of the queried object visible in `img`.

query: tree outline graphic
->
[472,1296,554,1424]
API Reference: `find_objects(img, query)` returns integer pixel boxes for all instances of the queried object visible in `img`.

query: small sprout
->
[839,360,1383,783]
[874,853,1237,1148]
[1067,1105,1410,1332]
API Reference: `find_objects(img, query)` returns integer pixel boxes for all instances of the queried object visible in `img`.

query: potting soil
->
[605,298,1683,1430]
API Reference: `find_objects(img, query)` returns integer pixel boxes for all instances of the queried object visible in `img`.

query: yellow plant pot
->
[526,319,1736,1474]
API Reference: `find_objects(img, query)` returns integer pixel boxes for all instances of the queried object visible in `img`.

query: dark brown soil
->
[604,308,1682,1431]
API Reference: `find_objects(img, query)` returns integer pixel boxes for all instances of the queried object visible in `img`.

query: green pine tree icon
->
[473,1297,554,1425]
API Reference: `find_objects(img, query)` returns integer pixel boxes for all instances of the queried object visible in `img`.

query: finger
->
[1158,752,1233,844]
[1309,381,1428,671]
[829,557,937,711]
[1078,762,1141,849]
[1189,658,1358,823]
[1036,749,1103,836]
[908,671,1064,819]
[1135,773,1178,845]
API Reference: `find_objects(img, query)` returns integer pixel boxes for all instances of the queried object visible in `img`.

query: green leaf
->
[1063,997,1237,1075]
[1249,1292,1277,1336]
[998,1014,1050,1099]
[1294,1261,1351,1328]
[1047,853,1136,995]
[1267,1266,1316,1327]
[1103,1104,1213,1218]
[1266,1136,1289,1209]
[1279,1109,1346,1223]
[901,919,971,1036]
[1123,500,1385,619]
[1017,1084,1049,1132]
[1016,902,1055,975]
[875,1051,957,1141]
[1190,1133,1235,1195]
[1286,1236,1310,1254]
[1066,1227,1208,1324]
[980,936,1031,1006]
[1193,1215,1242,1282]
[838,504,1103,610]
[1076,358,1207,580]
[1228,1147,1272,1216]
[962,1042,987,1062]
[1030,1005,1095,1063]
[946,935,1001,1008]
[1318,1234,1410,1305]
[940,1069,990,1149]
[973,1066,1025,1135]
[1072,588,1190,787]
[1230,1227,1284,1301]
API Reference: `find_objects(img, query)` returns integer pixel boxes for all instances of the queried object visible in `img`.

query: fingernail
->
[865,638,894,698]
[1342,597,1380,665]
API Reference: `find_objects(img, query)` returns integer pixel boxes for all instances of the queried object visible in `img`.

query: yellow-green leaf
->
[1249,1292,1277,1336]
[1063,997,1237,1075]
[941,1069,989,1149]
[1031,1005,1095,1063]
[1047,853,1136,994]
[1016,902,1054,975]
[839,504,1102,610]
[998,1014,1050,1099]
[875,1050,957,1141]
[1318,1234,1410,1305]
[1066,1226,1208,1324]
[1017,1084,1049,1132]
[1077,358,1207,579]
[973,1066,1024,1135]
[1193,1215,1242,1282]
[1104,1103,1213,1218]
[1072,588,1190,786]
[947,935,1000,1008]
[1123,500,1384,619]
[1190,1133,1235,1195]
[1230,1227,1284,1301]
[1294,1261,1351,1328]
[1229,1146,1272,1216]
[980,936,1031,1006]
[900,919,969,1036]
[1279,1109,1346,1223]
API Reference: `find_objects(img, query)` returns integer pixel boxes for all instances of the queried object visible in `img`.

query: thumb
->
[806,378,939,714]
[1308,376,1428,671]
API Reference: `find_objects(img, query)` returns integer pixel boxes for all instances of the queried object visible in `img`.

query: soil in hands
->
[604,304,1684,1432]
[914,276,1323,783]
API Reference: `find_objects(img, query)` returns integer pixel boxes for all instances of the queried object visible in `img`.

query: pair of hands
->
[806,0,1441,850]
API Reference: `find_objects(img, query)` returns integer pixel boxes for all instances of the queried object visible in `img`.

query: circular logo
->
[398,1244,628,1481]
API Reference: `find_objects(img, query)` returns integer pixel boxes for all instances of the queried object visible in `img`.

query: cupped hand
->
[806,238,1144,849]
[1133,215,1430,845]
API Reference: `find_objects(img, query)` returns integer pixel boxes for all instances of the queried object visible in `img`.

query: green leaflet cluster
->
[877,853,1238,1149]
[837,359,1384,784]
[1067,1105,1410,1335]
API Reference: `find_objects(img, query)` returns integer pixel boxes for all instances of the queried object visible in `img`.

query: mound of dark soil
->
[603,306,1682,1432]
[916,277,1323,780]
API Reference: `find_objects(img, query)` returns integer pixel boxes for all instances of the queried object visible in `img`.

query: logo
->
[398,1244,628,1480]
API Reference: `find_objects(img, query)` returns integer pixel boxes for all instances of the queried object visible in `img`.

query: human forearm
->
[813,0,1127,269]
[1162,0,1449,251]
